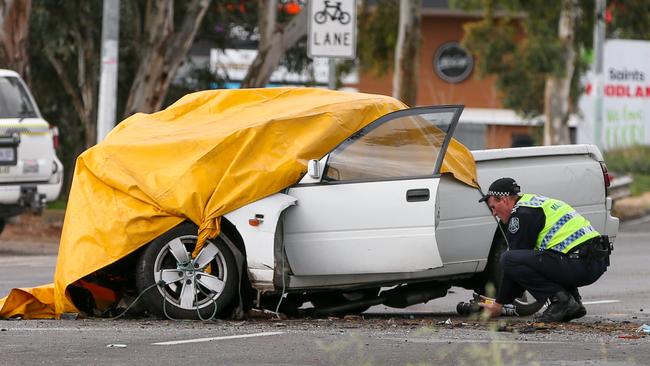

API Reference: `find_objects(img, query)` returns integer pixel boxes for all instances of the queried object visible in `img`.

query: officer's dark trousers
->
[499,249,608,303]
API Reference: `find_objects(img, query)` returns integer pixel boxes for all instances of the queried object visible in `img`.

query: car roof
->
[0,69,20,78]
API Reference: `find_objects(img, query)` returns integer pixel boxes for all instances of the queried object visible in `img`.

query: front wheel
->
[512,291,543,316]
[135,222,238,320]
[481,234,543,316]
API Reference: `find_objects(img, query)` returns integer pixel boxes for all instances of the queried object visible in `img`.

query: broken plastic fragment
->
[637,324,650,334]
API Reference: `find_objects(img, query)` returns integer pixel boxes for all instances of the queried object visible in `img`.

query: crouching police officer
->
[480,177,612,322]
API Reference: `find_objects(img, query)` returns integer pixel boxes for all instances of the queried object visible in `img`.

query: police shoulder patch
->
[508,217,520,234]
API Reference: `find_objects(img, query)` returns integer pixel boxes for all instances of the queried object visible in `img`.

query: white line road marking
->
[583,300,620,305]
[152,331,284,346]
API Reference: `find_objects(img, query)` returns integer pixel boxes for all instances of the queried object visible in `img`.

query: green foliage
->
[604,145,650,174]
[356,0,399,76]
[460,0,588,117]
[29,0,103,198]
[459,0,650,118]
[607,1,650,39]
[198,1,259,49]
[604,145,650,196]
[629,174,650,196]
[47,199,68,210]
[462,16,549,116]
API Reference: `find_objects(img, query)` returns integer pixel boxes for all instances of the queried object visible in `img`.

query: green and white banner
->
[578,39,650,150]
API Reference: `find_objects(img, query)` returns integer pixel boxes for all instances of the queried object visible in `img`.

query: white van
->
[0,69,63,234]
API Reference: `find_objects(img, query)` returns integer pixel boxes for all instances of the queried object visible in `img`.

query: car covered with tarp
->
[1,87,481,319]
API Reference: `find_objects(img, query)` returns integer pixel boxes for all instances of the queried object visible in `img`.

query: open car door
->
[283,106,464,276]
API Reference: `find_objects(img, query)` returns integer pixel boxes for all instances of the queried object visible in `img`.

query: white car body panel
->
[219,104,617,296]
[283,178,443,275]
[224,193,297,285]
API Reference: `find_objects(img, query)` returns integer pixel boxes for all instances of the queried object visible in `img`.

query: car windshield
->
[324,107,460,181]
[0,76,37,118]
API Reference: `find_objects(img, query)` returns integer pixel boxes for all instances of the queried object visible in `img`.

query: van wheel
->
[0,218,5,235]
[135,222,238,320]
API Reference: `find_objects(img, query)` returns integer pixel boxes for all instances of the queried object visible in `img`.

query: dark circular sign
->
[433,42,474,83]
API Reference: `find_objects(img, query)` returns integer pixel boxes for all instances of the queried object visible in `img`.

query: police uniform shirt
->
[504,202,545,250]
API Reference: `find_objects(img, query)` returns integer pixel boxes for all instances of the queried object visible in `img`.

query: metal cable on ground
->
[162,283,184,321]
[108,281,162,320]
[194,280,219,321]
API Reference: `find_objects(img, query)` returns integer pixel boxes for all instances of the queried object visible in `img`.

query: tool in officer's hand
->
[457,292,518,316]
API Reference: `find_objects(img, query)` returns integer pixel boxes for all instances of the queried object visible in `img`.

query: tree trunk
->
[257,0,276,52]
[45,27,98,149]
[0,0,31,84]
[123,0,210,118]
[543,0,578,145]
[240,7,307,88]
[392,0,421,106]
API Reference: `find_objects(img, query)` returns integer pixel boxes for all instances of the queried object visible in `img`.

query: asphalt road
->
[0,218,648,365]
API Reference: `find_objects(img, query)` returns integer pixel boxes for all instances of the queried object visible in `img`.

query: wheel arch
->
[453,224,507,295]
[219,216,257,310]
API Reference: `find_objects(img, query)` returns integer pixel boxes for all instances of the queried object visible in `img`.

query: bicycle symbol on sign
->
[314,1,351,25]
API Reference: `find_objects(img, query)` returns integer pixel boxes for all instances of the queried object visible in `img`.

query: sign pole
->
[593,0,606,149]
[97,0,120,144]
[328,58,336,89]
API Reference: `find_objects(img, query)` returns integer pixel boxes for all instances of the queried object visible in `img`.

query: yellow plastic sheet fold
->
[1,88,477,319]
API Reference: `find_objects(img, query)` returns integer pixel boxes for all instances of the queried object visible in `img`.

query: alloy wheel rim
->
[153,235,228,310]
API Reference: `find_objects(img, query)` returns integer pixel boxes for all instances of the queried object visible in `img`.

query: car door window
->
[324,107,460,182]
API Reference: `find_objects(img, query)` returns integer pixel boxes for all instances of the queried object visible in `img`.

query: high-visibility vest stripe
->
[540,210,580,249]
[515,193,599,253]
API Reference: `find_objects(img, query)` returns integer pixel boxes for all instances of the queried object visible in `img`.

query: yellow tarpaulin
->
[0,88,477,319]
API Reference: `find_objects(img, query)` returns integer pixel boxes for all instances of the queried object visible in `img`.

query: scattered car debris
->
[618,335,643,339]
[637,324,650,334]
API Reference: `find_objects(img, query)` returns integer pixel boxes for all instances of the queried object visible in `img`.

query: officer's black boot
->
[563,288,586,321]
[535,291,581,323]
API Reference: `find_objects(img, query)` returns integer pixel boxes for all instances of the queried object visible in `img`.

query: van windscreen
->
[0,76,37,118]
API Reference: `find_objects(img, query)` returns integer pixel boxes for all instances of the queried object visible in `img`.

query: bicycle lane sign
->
[308,0,357,59]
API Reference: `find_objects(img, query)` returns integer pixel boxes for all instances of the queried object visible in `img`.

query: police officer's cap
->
[478,177,521,202]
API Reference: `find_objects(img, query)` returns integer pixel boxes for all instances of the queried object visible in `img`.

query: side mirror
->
[307,159,320,179]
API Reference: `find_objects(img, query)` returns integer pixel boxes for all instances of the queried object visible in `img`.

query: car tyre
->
[135,222,238,320]
[482,232,543,317]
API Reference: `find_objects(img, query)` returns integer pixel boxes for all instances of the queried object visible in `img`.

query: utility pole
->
[97,0,120,143]
[593,0,606,149]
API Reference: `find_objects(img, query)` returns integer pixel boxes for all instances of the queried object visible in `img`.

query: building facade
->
[356,4,541,150]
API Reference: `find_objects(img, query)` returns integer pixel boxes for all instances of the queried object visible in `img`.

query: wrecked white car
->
[0,88,618,321]
[127,106,617,320]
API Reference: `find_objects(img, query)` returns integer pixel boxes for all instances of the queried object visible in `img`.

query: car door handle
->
[406,188,430,202]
